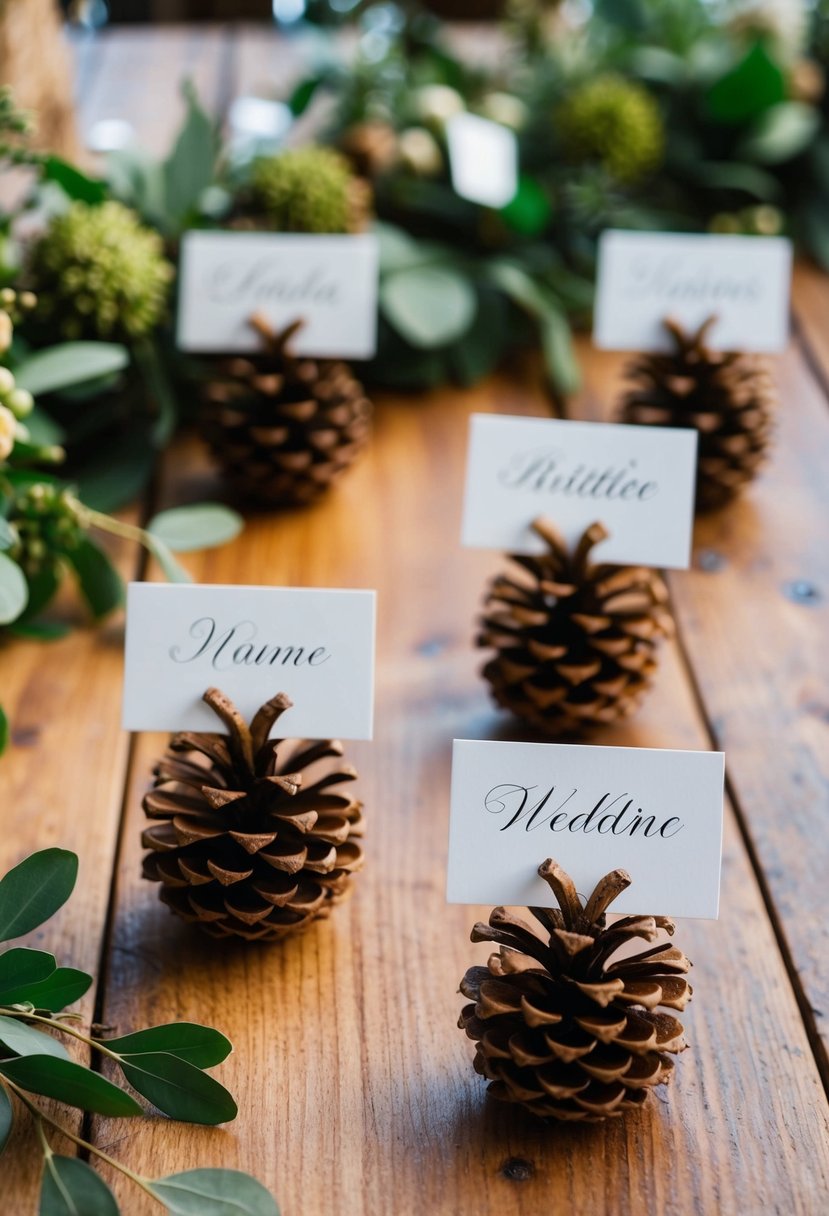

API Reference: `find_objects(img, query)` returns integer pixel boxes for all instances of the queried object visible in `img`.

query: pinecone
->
[620,316,776,512]
[142,688,364,942]
[339,121,399,178]
[202,314,372,508]
[459,858,692,1122]
[477,517,672,735]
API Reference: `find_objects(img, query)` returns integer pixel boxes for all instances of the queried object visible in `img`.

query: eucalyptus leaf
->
[104,1022,232,1069]
[738,102,820,164]
[381,265,477,349]
[0,552,28,625]
[106,147,167,229]
[0,1015,70,1061]
[42,156,108,207]
[8,620,72,642]
[0,519,15,551]
[147,505,243,553]
[40,1155,119,1216]
[538,304,580,398]
[65,538,124,620]
[118,1052,237,1125]
[0,1055,141,1116]
[4,967,92,1014]
[148,537,192,584]
[0,1086,12,1157]
[164,80,217,226]
[705,41,785,125]
[0,947,56,1001]
[14,564,59,622]
[0,849,78,943]
[21,407,66,448]
[15,344,129,398]
[376,222,428,273]
[149,1169,280,1216]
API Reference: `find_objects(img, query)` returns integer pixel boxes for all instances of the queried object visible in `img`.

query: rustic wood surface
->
[1,23,828,1216]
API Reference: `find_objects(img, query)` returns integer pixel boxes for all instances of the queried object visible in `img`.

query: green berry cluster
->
[6,484,84,578]
[29,200,174,342]
[250,146,355,233]
[556,74,665,185]
[0,291,37,464]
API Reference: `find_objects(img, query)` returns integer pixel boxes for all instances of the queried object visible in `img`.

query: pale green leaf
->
[381,265,477,349]
[150,1169,280,1216]
[147,504,243,553]
[15,344,129,398]
[0,1086,12,1157]
[0,1015,70,1060]
[40,1155,119,1216]
[0,553,28,625]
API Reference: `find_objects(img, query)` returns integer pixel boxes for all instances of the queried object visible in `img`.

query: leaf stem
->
[0,1006,123,1061]
[4,1078,166,1208]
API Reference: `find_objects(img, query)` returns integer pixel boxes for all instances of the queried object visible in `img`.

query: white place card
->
[594,229,792,353]
[176,231,379,357]
[123,584,376,739]
[447,739,724,918]
[447,112,518,209]
[461,413,697,568]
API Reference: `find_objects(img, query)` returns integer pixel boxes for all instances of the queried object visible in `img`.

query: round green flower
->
[250,146,358,233]
[556,74,664,185]
[29,200,173,342]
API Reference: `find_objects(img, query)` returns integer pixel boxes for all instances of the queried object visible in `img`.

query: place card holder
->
[457,856,692,1123]
[200,311,373,511]
[618,313,777,514]
[475,516,673,736]
[140,686,364,944]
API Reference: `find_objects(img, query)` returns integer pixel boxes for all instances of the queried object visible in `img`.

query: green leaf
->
[8,620,71,642]
[5,967,92,1013]
[737,101,820,164]
[40,1155,119,1216]
[0,519,15,551]
[163,80,216,225]
[686,160,781,201]
[0,553,28,624]
[0,1086,13,1157]
[0,706,7,757]
[288,75,322,117]
[42,156,108,206]
[149,1169,280,1216]
[0,1015,70,1060]
[147,537,192,584]
[499,176,551,237]
[15,344,129,398]
[65,538,124,619]
[22,407,66,448]
[106,147,167,229]
[118,1052,237,1125]
[0,947,56,1000]
[705,41,785,125]
[16,564,60,622]
[0,1055,141,1115]
[376,222,428,274]
[73,430,155,513]
[0,849,78,942]
[381,265,477,349]
[103,1022,232,1068]
[147,504,243,553]
[134,339,178,447]
[538,303,580,398]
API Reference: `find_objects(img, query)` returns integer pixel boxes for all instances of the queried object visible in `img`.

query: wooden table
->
[2,24,829,1216]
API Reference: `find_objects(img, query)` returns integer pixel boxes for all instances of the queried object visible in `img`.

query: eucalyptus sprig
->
[0,847,279,1216]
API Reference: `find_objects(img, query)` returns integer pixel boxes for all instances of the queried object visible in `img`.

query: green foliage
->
[556,73,665,185]
[147,504,244,553]
[0,848,278,1215]
[250,146,356,232]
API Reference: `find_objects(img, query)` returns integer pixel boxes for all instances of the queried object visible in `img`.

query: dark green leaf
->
[705,41,785,125]
[163,80,216,225]
[40,1155,119,1216]
[119,1052,237,1125]
[147,505,243,553]
[737,101,820,164]
[381,265,477,349]
[0,706,7,757]
[0,849,78,943]
[15,344,129,398]
[73,431,155,513]
[8,620,71,641]
[133,339,179,447]
[16,564,60,622]
[0,1086,13,1157]
[6,967,92,1014]
[42,156,108,206]
[150,1169,280,1216]
[288,75,321,117]
[0,553,28,625]
[103,1022,232,1068]
[65,538,124,619]
[538,304,580,398]
[685,160,781,201]
[0,519,15,551]
[0,1015,70,1060]
[499,176,551,237]
[0,947,56,1001]
[0,1055,141,1115]
[147,537,192,584]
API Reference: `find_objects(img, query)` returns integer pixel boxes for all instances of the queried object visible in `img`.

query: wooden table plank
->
[571,333,829,1076]
[91,366,829,1215]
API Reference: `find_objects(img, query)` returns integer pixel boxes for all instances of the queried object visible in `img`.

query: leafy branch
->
[0,848,279,1216]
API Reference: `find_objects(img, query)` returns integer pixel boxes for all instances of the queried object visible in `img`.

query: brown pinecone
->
[477,517,672,735]
[142,688,364,942]
[202,314,372,508]
[459,858,691,1122]
[339,121,399,178]
[620,316,776,512]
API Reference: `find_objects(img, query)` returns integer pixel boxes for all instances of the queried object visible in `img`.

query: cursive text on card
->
[169,617,332,672]
[484,783,684,839]
[498,447,658,502]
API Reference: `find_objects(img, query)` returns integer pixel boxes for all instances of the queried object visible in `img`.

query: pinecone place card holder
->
[460,412,699,735]
[122,581,377,943]
[446,738,726,1123]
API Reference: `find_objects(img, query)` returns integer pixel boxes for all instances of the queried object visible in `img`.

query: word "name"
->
[169,617,332,672]
[499,448,658,502]
[484,784,684,839]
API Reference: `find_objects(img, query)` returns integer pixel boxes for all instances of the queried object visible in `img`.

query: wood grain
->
[571,328,829,1075]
